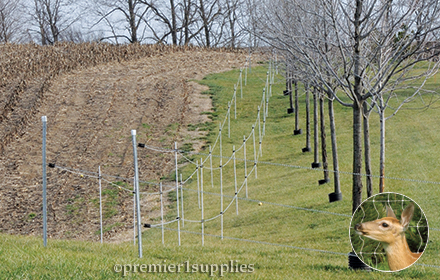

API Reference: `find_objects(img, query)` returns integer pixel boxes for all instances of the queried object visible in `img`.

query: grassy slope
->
[1,64,439,279]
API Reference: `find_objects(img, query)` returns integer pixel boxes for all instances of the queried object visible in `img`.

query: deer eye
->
[382,223,389,227]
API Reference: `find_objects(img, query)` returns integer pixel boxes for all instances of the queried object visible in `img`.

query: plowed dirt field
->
[0,46,247,241]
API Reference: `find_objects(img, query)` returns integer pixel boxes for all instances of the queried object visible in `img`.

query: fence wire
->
[157,226,440,270]
[41,53,440,271]
[50,163,440,232]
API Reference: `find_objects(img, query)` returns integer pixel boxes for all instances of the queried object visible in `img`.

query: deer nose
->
[355,223,362,231]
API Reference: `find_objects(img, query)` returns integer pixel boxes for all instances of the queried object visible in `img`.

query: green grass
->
[102,182,127,219]
[1,64,440,279]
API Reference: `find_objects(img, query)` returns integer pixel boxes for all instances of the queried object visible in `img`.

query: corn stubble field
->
[0,43,439,279]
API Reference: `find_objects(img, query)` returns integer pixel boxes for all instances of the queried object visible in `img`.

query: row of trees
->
[253,0,440,212]
[0,0,254,46]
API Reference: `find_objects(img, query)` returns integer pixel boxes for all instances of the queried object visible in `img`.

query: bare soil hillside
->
[0,45,247,241]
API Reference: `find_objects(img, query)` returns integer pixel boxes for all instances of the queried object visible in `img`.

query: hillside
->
[1,58,440,279]
[1,45,440,278]
[0,43,248,241]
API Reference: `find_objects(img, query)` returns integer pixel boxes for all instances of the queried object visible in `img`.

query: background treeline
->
[0,0,256,47]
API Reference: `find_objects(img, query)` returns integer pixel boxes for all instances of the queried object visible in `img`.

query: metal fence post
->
[99,166,103,244]
[42,116,47,247]
[131,130,142,258]
[174,142,181,246]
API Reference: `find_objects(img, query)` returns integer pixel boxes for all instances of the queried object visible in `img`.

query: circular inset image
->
[349,192,428,272]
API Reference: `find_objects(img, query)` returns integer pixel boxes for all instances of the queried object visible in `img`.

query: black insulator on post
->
[48,163,56,168]
[138,143,145,148]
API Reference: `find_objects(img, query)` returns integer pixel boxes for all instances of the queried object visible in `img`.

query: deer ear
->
[386,205,397,219]
[400,203,415,230]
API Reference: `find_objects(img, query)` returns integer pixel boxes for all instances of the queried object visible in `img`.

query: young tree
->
[319,89,329,185]
[302,83,311,153]
[293,79,301,135]
[312,86,320,168]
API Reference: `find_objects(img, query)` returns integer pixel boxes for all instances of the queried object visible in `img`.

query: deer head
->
[354,203,421,271]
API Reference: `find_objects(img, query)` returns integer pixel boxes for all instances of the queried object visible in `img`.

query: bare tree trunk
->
[199,0,210,47]
[319,91,329,184]
[328,94,341,198]
[226,0,237,48]
[288,74,294,113]
[352,101,364,212]
[170,0,177,45]
[294,80,301,135]
[302,83,311,153]
[40,23,47,45]
[352,0,365,214]
[45,0,59,43]
[33,0,47,45]
[363,105,372,197]
[312,86,320,168]
[379,108,386,193]
[229,21,236,48]
[128,0,138,43]
[183,0,191,45]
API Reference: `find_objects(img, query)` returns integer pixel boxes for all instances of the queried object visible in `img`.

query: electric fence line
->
[41,52,440,270]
